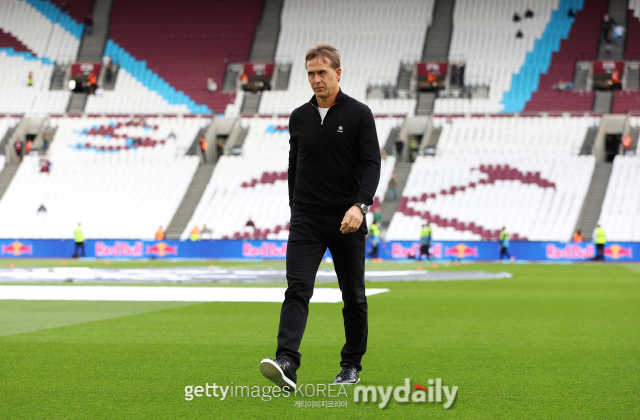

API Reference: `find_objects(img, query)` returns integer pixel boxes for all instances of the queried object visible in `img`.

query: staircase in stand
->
[241,94,261,115]
[379,162,413,230]
[575,162,613,241]
[49,64,67,90]
[248,0,283,62]
[579,127,599,155]
[67,93,88,113]
[0,163,21,203]
[76,0,114,62]
[593,90,613,113]
[165,164,216,239]
[421,0,456,61]
[416,92,437,115]
[597,0,627,60]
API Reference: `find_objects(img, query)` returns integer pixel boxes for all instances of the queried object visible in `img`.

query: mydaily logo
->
[354,378,458,409]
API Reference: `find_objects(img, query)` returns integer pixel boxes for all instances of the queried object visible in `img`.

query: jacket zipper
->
[310,99,339,125]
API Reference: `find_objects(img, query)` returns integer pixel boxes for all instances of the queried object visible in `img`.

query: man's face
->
[306,57,341,101]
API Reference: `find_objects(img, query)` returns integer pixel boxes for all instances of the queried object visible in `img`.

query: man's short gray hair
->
[305,43,340,70]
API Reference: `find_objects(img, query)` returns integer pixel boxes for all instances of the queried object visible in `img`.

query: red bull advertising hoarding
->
[0,240,638,261]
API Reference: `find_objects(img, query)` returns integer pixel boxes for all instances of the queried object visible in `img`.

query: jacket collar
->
[309,88,345,108]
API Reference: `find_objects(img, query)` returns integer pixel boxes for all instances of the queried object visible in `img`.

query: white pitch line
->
[0,286,389,303]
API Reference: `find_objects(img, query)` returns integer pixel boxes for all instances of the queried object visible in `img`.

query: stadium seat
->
[0,115,208,239]
[386,115,598,241]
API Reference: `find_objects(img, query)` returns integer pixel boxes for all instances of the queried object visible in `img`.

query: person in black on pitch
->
[260,43,381,390]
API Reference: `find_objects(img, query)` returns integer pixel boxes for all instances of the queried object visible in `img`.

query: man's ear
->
[336,67,341,82]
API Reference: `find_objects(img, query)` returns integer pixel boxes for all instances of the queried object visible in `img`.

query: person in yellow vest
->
[499,227,514,261]
[418,222,433,260]
[190,225,200,241]
[368,221,381,261]
[73,223,85,258]
[592,224,606,261]
[155,226,165,241]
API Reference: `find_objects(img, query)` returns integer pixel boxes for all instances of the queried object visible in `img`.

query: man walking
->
[260,44,381,390]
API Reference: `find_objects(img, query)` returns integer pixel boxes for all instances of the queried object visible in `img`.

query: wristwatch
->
[354,203,368,215]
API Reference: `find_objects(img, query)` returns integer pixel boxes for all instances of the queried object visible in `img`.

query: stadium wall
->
[0,239,637,262]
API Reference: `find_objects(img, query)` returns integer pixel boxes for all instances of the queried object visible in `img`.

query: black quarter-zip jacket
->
[288,89,381,215]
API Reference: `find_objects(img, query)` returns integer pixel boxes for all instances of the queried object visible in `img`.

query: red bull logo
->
[145,242,178,257]
[546,244,594,259]
[444,243,478,259]
[604,244,633,260]
[391,243,442,259]
[242,242,287,258]
[95,241,143,257]
[1,241,33,256]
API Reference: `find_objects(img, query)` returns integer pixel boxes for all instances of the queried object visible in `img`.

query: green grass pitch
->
[0,260,639,419]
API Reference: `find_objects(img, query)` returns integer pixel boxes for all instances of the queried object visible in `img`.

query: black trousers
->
[74,241,85,258]
[419,243,431,259]
[277,209,368,371]
[368,242,379,258]
[500,246,511,259]
[596,243,605,261]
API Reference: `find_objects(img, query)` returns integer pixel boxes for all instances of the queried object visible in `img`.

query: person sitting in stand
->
[513,12,521,22]
[28,71,33,87]
[246,217,255,227]
[525,9,534,18]
[551,79,567,91]
[516,30,523,38]
[207,76,218,92]
[37,204,47,214]
[40,158,52,173]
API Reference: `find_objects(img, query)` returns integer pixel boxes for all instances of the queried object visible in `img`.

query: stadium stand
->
[258,0,435,116]
[0,115,207,239]
[524,0,606,112]
[47,0,94,24]
[0,50,70,114]
[599,155,640,241]
[385,116,598,242]
[183,116,400,240]
[0,0,82,64]
[0,116,21,147]
[86,0,263,114]
[435,0,564,114]
[0,0,85,113]
[613,90,640,113]
[627,0,640,59]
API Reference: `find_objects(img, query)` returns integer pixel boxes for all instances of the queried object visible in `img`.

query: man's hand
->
[340,206,363,234]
